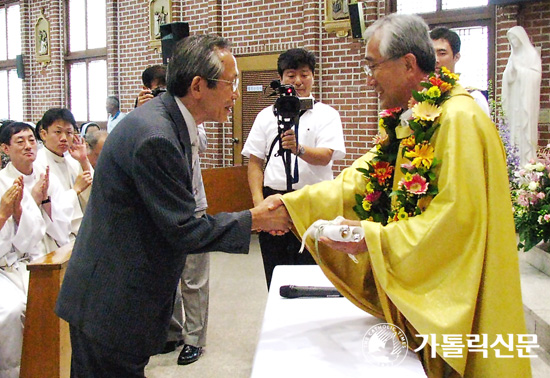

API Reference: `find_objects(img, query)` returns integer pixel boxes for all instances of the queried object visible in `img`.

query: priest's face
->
[40,119,75,157]
[364,34,411,109]
[2,128,37,171]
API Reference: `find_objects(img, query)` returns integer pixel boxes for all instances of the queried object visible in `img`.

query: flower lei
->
[353,67,459,224]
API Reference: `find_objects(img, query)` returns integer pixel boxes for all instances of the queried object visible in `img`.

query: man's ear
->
[189,76,204,99]
[402,53,418,72]
[454,52,461,64]
[39,127,47,141]
[1,143,10,155]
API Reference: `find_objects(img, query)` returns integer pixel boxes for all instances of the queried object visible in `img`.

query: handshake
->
[249,194,291,234]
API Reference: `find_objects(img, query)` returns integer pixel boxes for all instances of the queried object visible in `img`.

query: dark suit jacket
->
[55,93,252,357]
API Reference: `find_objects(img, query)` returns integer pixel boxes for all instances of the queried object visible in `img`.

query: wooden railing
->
[20,242,74,378]
[202,165,253,214]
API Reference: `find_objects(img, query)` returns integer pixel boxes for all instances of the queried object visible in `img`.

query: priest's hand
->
[31,167,50,206]
[74,171,93,195]
[0,178,23,227]
[69,135,92,171]
[11,176,24,226]
[319,219,368,255]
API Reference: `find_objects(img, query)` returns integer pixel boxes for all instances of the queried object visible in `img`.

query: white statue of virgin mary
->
[502,26,542,166]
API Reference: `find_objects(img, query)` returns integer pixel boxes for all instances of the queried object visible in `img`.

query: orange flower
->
[371,161,394,185]
[429,76,452,92]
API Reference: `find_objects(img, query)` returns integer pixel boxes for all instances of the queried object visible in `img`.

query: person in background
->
[106,96,126,133]
[0,122,71,378]
[80,122,100,139]
[430,27,490,116]
[135,64,167,108]
[85,130,108,169]
[55,34,291,377]
[241,48,346,288]
[34,108,93,238]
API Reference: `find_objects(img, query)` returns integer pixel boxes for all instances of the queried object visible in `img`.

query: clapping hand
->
[31,166,50,206]
[1,176,24,225]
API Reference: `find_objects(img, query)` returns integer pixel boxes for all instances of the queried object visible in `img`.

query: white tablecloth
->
[251,265,426,378]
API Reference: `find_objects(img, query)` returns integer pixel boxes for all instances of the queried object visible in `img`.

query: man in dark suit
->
[55,34,291,378]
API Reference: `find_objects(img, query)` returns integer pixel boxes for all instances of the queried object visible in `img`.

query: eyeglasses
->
[208,77,240,92]
[363,57,395,77]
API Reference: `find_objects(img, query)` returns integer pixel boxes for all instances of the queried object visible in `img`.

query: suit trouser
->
[167,252,210,348]
[0,263,28,378]
[69,325,149,378]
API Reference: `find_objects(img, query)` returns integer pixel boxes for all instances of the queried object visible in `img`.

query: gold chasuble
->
[282,85,531,377]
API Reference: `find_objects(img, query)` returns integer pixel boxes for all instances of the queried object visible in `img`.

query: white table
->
[251,265,426,378]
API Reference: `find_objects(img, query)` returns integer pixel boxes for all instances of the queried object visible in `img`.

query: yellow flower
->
[441,67,460,81]
[405,142,435,169]
[362,199,372,211]
[365,181,374,194]
[397,208,409,220]
[401,135,416,148]
[404,172,412,182]
[426,86,441,99]
[412,102,442,122]
[379,118,385,128]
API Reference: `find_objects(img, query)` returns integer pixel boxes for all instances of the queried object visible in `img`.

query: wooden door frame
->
[233,54,279,164]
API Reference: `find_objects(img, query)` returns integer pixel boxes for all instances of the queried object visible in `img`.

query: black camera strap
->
[264,107,311,185]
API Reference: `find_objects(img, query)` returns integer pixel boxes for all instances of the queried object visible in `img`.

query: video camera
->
[268,80,314,191]
[269,80,313,126]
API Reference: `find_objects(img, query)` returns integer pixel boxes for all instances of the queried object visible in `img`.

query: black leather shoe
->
[177,344,202,365]
[161,340,184,354]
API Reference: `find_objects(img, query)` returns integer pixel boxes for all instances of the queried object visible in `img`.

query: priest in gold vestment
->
[279,14,531,378]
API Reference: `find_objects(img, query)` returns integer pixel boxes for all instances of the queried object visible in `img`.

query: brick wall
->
[13,0,550,171]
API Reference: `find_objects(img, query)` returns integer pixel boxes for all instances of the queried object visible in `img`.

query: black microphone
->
[279,285,343,298]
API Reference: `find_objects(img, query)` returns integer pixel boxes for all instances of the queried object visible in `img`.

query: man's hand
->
[31,167,50,206]
[12,176,24,225]
[74,171,93,195]
[136,89,154,107]
[281,129,298,155]
[250,195,292,233]
[0,177,23,223]
[319,219,368,255]
[69,135,92,171]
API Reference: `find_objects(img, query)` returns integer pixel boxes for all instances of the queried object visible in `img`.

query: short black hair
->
[277,48,316,77]
[142,65,167,89]
[0,122,36,145]
[430,27,461,56]
[40,108,77,131]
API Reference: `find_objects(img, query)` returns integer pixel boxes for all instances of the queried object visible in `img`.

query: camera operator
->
[242,48,346,288]
[135,64,168,108]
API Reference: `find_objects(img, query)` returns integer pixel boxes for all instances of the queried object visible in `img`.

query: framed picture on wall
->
[35,8,50,64]
[324,0,351,37]
[149,0,172,48]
